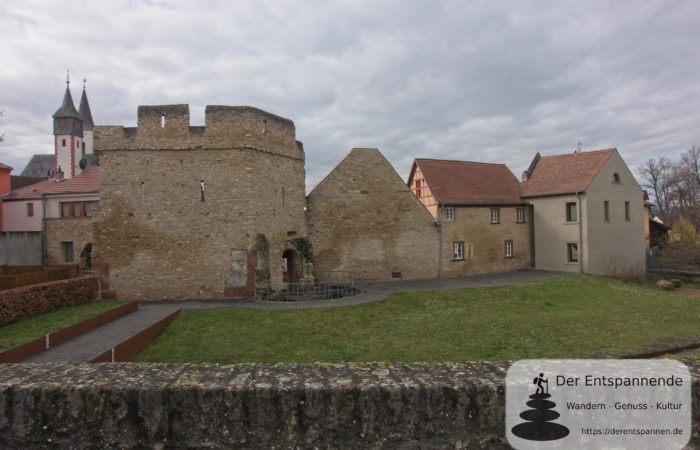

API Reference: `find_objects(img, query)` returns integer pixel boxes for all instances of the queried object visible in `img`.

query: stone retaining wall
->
[0,361,697,449]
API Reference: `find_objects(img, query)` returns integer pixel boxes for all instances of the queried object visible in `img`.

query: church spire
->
[79,79,94,131]
[52,78,81,120]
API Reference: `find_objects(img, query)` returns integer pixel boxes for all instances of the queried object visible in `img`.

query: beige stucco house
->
[520,148,645,276]
[408,159,531,277]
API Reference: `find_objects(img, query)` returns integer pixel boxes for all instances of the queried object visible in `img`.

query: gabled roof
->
[520,148,616,198]
[411,158,523,205]
[79,87,94,130]
[20,154,54,177]
[3,166,100,201]
[52,83,81,120]
[0,163,12,171]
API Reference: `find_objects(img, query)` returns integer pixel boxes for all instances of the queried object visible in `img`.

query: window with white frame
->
[445,207,455,221]
[504,240,513,258]
[490,208,500,224]
[516,208,525,223]
[453,241,464,260]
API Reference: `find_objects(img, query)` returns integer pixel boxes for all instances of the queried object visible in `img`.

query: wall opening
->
[283,249,298,283]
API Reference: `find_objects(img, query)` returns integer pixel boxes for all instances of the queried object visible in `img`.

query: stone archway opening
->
[283,249,298,283]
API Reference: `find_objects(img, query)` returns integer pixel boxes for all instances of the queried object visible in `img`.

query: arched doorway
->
[282,249,298,283]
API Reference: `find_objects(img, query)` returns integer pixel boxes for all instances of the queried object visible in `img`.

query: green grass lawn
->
[0,300,129,351]
[133,276,700,364]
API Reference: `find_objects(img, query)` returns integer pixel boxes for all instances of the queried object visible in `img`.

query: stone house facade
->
[93,105,310,299]
[408,159,531,277]
[307,148,439,281]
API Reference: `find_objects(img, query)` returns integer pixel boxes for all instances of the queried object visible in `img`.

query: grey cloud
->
[1,0,699,191]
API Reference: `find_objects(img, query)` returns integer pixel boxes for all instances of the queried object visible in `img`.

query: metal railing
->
[256,271,358,302]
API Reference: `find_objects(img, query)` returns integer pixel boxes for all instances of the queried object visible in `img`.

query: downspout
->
[437,202,443,278]
[41,194,48,266]
[576,191,583,274]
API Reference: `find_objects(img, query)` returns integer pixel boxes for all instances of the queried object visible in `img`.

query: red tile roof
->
[412,159,523,205]
[2,166,100,201]
[520,149,615,198]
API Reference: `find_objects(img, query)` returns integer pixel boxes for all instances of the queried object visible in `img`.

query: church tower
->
[52,76,83,179]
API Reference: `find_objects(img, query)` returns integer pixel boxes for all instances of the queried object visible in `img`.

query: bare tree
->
[636,157,674,217]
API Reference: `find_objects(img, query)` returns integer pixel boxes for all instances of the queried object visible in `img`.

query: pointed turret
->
[79,82,94,131]
[53,82,82,121]
[79,80,95,156]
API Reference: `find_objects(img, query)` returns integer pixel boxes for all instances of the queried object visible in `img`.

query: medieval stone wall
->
[0,361,697,449]
[439,206,531,277]
[45,217,93,266]
[93,105,307,299]
[307,148,440,281]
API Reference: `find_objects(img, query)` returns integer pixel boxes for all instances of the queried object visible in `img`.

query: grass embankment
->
[0,300,129,351]
[134,276,700,364]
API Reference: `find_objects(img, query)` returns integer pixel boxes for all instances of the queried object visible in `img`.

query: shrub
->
[0,276,99,326]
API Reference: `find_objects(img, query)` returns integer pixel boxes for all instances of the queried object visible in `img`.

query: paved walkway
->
[25,304,180,363]
[25,269,570,362]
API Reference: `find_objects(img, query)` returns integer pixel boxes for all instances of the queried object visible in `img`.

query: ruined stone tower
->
[93,104,309,299]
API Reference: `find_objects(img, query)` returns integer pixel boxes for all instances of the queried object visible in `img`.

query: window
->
[415,180,422,199]
[567,243,579,263]
[612,173,621,183]
[62,139,66,146]
[26,203,34,217]
[490,208,500,224]
[62,242,74,263]
[60,201,95,218]
[445,207,455,221]
[516,208,525,223]
[61,202,72,218]
[453,242,464,260]
[504,240,513,258]
[624,201,630,221]
[604,201,610,221]
[566,202,577,222]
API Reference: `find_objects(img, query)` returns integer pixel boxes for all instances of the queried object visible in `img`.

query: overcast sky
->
[1,0,699,191]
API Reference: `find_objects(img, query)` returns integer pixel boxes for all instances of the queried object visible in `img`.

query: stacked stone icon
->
[511,390,569,441]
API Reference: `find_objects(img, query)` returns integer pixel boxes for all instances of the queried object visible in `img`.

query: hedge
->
[0,276,100,326]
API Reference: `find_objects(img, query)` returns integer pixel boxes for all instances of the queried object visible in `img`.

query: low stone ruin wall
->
[0,361,697,449]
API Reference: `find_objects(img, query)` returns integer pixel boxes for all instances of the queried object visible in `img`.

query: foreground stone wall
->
[0,362,697,449]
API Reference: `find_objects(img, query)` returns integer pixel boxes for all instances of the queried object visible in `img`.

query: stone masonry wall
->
[45,218,93,266]
[439,206,531,277]
[93,105,306,299]
[307,148,440,281]
[0,362,697,449]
